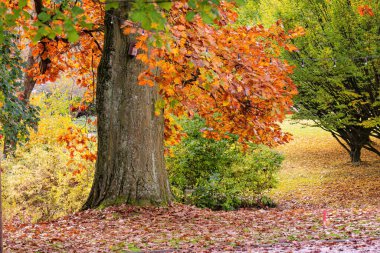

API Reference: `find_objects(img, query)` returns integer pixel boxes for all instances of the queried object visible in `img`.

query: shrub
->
[166,116,239,201]
[166,116,283,210]
[2,92,95,222]
[2,145,94,222]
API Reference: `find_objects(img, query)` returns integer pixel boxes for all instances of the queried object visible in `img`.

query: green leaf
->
[141,16,152,30]
[22,10,31,19]
[13,9,21,18]
[155,98,165,112]
[155,37,163,48]
[80,19,93,29]
[38,12,51,23]
[149,10,166,30]
[186,12,196,21]
[71,6,85,16]
[0,4,6,16]
[200,11,215,24]
[19,0,27,8]
[127,243,141,253]
[67,30,79,43]
[53,25,63,35]
[63,19,74,31]
[188,0,197,9]
[0,91,5,104]
[130,10,145,23]
[105,2,119,11]
[234,0,246,6]
[52,10,64,20]
[5,14,17,26]
[169,99,179,108]
[48,30,57,39]
[158,2,173,11]
[33,26,49,42]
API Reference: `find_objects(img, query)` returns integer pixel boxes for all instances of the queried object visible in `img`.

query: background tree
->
[0,32,39,157]
[250,0,380,164]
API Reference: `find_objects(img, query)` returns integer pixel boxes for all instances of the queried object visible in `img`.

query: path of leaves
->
[5,204,380,252]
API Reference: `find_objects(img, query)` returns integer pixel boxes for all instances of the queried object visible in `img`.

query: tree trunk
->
[22,50,38,102]
[337,126,373,165]
[83,5,171,209]
[3,135,15,158]
[349,145,362,165]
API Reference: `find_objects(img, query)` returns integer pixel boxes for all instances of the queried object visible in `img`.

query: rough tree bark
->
[83,5,171,209]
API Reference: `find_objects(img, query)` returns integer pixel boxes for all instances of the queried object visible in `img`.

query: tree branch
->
[363,143,380,156]
[331,132,351,154]
[82,29,103,51]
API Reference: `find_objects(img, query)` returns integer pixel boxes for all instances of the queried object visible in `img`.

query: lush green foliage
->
[0,32,39,146]
[250,0,380,162]
[167,116,283,210]
[2,92,95,222]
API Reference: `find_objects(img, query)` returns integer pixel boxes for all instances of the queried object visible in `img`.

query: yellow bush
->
[2,92,95,222]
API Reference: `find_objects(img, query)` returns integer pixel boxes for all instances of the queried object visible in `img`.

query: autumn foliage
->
[3,0,103,101]
[126,1,304,146]
[358,5,374,16]
[2,0,304,150]
[58,126,97,175]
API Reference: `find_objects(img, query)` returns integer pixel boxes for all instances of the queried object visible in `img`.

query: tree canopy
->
[252,0,380,163]
[0,0,304,149]
[131,1,303,146]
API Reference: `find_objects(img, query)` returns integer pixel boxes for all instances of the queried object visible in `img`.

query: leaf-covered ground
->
[4,122,380,252]
[271,121,380,209]
[5,204,380,252]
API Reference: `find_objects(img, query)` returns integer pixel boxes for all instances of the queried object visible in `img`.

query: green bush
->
[166,116,283,210]
[166,116,238,200]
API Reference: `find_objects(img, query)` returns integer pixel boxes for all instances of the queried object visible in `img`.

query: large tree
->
[2,0,301,209]
[254,0,380,164]
[84,1,302,208]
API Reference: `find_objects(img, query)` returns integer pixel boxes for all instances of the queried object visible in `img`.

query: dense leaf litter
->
[5,204,380,252]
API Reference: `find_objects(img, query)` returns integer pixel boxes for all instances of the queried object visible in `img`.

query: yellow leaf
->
[223,100,230,106]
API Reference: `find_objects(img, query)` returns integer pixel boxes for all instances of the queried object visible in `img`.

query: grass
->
[270,120,380,209]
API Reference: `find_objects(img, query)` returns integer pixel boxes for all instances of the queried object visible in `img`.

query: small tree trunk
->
[350,145,362,165]
[3,137,15,158]
[83,5,171,209]
[21,50,37,102]
[336,126,373,165]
